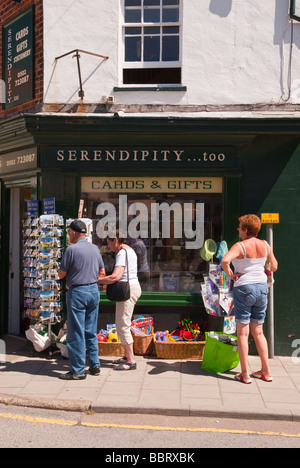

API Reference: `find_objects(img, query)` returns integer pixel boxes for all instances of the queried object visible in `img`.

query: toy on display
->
[97,333,108,342]
[107,328,120,343]
[200,239,217,262]
[98,324,121,343]
[131,315,153,336]
[156,318,204,343]
[215,240,228,262]
[98,316,154,350]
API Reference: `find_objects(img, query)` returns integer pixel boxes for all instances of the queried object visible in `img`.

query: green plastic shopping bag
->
[201,332,240,374]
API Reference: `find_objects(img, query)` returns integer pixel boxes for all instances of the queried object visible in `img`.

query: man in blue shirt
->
[58,220,105,380]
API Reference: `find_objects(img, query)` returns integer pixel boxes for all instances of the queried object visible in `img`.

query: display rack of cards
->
[23,214,64,354]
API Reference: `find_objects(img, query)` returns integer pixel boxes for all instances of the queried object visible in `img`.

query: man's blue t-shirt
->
[60,238,104,287]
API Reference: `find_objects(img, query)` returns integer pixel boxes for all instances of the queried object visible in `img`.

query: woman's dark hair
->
[107,229,127,244]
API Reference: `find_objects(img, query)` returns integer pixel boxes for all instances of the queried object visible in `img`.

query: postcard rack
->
[23,214,64,355]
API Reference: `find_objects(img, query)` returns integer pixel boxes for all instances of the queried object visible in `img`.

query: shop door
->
[8,187,30,335]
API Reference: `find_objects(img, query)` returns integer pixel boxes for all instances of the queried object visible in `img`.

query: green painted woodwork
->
[1,115,300,354]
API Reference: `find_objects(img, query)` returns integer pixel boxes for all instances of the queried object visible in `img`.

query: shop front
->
[40,140,240,333]
[1,113,300,355]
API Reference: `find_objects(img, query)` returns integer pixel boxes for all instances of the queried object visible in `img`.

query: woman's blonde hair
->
[239,214,261,237]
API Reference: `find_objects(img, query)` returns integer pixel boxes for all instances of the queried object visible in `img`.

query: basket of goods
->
[98,325,126,356]
[154,318,206,360]
[131,315,154,356]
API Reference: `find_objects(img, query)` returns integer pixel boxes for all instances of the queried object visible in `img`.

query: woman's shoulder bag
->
[106,249,131,302]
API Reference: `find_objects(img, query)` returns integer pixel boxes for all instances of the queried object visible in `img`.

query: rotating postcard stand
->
[23,214,64,357]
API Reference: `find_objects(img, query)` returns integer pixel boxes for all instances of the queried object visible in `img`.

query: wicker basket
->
[98,341,126,357]
[154,337,205,360]
[133,333,154,356]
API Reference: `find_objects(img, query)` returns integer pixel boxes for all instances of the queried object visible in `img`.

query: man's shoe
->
[89,367,100,376]
[59,371,86,380]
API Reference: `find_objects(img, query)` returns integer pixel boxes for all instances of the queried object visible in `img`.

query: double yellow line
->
[0,412,300,439]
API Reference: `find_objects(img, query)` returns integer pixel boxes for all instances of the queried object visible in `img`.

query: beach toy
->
[162,332,168,342]
[200,239,217,262]
[97,333,107,342]
[107,328,120,342]
[215,240,228,262]
[182,330,200,342]
[131,316,153,336]
[169,330,183,342]
[156,331,169,341]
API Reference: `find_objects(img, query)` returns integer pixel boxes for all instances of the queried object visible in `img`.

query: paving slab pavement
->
[1,335,300,421]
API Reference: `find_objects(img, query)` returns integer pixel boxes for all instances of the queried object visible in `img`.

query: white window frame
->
[121,0,182,71]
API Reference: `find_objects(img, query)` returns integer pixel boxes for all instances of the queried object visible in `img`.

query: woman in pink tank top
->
[221,215,278,384]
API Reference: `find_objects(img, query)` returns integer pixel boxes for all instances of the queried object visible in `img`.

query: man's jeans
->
[67,284,100,375]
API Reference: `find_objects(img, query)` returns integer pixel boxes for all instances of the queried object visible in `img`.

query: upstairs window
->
[123,0,181,85]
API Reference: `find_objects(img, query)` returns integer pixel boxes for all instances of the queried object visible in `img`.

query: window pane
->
[163,26,179,34]
[84,187,223,294]
[162,35,179,61]
[125,9,142,23]
[144,0,160,5]
[144,36,160,61]
[125,27,142,35]
[125,0,141,5]
[144,26,160,34]
[163,0,179,5]
[163,7,179,22]
[125,37,142,61]
[144,8,161,22]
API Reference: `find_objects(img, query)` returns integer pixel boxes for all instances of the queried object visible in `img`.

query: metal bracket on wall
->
[55,49,109,101]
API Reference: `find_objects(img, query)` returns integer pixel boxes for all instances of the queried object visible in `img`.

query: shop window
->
[123,0,181,85]
[82,177,223,294]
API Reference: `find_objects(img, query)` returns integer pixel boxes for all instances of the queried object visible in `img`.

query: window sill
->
[114,86,187,92]
[100,291,202,307]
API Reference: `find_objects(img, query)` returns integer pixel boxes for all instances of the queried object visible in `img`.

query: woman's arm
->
[98,268,106,280]
[98,265,125,285]
[221,243,243,282]
[268,245,278,272]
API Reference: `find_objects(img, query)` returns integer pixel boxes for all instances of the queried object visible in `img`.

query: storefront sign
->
[82,176,223,193]
[42,146,237,170]
[0,148,37,175]
[2,8,34,109]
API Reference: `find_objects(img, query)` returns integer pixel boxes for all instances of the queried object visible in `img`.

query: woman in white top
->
[98,234,141,370]
[221,215,278,384]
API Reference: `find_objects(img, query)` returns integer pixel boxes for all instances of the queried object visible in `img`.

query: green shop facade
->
[0,113,300,356]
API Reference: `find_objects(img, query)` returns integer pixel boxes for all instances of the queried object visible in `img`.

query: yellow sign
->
[261,213,279,224]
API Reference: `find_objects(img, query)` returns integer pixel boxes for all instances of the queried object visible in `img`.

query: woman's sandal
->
[114,362,137,371]
[113,357,127,364]
[252,371,273,382]
[234,373,252,384]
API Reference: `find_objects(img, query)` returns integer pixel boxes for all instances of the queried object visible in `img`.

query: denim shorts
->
[233,283,268,324]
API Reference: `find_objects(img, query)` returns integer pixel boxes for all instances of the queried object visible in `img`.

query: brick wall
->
[0,0,43,119]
